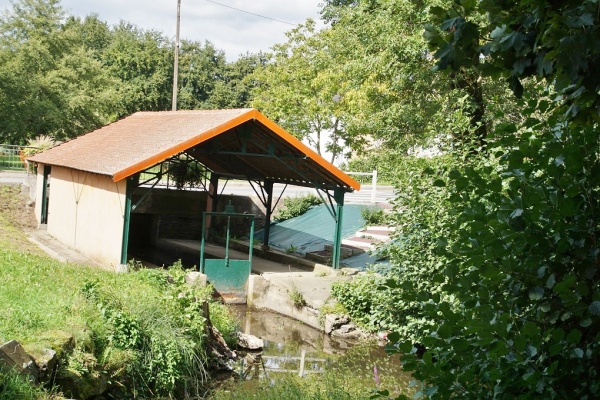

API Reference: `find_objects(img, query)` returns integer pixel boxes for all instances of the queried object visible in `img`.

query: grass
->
[0,185,238,399]
[287,284,306,309]
[0,370,51,400]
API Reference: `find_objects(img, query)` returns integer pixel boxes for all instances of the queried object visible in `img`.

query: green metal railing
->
[0,144,38,172]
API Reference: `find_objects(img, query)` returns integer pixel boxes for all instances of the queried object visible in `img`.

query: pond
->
[210,307,415,399]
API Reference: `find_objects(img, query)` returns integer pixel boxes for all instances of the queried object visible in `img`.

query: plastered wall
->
[45,166,126,267]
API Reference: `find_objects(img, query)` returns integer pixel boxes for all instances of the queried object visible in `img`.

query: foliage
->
[331,0,600,398]
[287,285,306,309]
[251,20,351,163]
[169,157,207,190]
[424,0,600,120]
[176,40,226,110]
[207,52,268,109]
[0,0,263,144]
[332,271,413,334]
[20,135,58,158]
[0,189,237,399]
[274,194,323,221]
[361,206,385,226]
[0,0,118,143]
[0,370,49,400]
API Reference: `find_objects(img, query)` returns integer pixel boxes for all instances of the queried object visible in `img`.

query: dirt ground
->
[0,185,42,254]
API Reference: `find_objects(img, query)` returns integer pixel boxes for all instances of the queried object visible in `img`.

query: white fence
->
[344,169,378,203]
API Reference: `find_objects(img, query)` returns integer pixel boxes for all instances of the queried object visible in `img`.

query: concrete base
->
[247,272,351,331]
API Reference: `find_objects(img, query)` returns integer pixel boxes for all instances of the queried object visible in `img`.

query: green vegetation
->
[361,206,385,226]
[274,194,323,221]
[0,370,49,400]
[287,285,306,309]
[0,187,237,399]
[0,0,265,145]
[212,343,413,399]
[327,0,600,398]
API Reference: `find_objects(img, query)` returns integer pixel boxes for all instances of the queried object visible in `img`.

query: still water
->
[213,306,414,398]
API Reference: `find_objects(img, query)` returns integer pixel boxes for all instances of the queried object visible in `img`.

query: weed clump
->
[274,194,322,221]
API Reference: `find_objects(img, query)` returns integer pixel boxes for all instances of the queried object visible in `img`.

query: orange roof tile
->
[28,109,360,191]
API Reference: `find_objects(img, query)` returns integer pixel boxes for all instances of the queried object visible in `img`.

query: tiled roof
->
[28,109,359,191]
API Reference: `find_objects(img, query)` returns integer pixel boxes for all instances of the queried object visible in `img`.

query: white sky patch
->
[0,0,323,61]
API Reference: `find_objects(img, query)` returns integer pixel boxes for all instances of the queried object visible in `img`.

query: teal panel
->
[204,259,251,302]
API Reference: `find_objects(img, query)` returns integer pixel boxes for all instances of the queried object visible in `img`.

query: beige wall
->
[46,166,127,267]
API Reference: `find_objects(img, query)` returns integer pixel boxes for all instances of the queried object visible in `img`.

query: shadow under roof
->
[28,108,360,192]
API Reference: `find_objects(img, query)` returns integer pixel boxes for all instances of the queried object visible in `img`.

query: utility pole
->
[171,0,181,111]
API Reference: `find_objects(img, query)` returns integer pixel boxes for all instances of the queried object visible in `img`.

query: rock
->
[0,341,37,377]
[185,271,207,287]
[236,332,264,350]
[340,267,359,276]
[55,352,107,400]
[324,314,350,335]
[331,323,366,340]
[40,330,75,359]
[0,340,39,383]
[31,348,57,380]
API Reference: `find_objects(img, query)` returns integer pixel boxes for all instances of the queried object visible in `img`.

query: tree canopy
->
[323,0,600,398]
[0,0,263,144]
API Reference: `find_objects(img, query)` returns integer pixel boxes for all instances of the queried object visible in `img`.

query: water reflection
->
[222,306,414,398]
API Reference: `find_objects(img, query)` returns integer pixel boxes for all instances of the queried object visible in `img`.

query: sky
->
[0,0,324,61]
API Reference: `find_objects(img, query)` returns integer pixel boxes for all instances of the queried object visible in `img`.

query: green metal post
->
[120,176,136,265]
[40,165,51,224]
[225,216,231,267]
[332,189,345,269]
[248,217,254,270]
[205,173,219,239]
[200,212,206,272]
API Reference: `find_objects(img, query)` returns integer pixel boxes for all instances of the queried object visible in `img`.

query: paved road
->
[219,182,395,205]
[0,170,29,185]
[1,170,395,205]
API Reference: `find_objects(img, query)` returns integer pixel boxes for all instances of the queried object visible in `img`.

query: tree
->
[365,0,600,398]
[207,52,268,109]
[177,40,227,110]
[103,23,173,115]
[0,0,117,143]
[251,20,352,163]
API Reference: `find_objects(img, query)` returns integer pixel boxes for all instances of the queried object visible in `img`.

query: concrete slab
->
[27,229,111,271]
[163,239,308,274]
[248,272,352,330]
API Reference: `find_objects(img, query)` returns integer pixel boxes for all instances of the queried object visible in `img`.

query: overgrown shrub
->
[331,272,414,333]
[274,194,323,221]
[361,206,385,226]
[75,264,239,398]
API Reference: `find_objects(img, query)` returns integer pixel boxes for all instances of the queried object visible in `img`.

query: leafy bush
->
[361,206,385,226]
[288,285,306,309]
[345,111,600,398]
[331,272,415,333]
[274,194,323,221]
[77,264,238,397]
